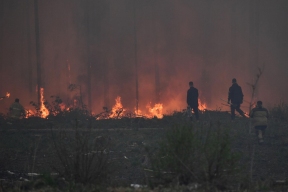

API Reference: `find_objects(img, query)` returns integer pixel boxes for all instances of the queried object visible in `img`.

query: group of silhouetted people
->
[6,80,269,143]
[187,78,269,143]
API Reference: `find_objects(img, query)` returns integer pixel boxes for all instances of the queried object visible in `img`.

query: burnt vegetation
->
[1,0,288,190]
[0,73,287,190]
[1,97,288,191]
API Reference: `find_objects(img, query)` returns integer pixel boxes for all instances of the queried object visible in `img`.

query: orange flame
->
[40,88,49,118]
[109,96,126,118]
[25,109,35,118]
[108,96,164,119]
[146,103,163,118]
[198,99,207,111]
[134,108,143,117]
[0,92,10,100]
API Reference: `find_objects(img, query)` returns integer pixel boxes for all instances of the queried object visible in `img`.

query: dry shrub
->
[147,121,241,190]
[51,119,112,185]
[269,102,288,121]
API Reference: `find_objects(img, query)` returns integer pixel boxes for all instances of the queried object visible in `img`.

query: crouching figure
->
[249,101,269,143]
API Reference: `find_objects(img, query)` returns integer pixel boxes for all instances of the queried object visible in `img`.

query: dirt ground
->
[0,110,288,190]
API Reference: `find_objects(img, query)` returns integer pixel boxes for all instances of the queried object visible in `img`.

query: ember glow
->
[40,88,49,118]
[59,103,68,111]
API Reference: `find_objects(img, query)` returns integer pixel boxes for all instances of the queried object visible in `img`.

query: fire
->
[25,109,35,118]
[198,99,207,111]
[40,88,49,118]
[0,92,10,100]
[134,108,143,117]
[109,96,164,119]
[22,93,203,119]
[135,102,164,118]
[109,96,126,118]
[59,103,67,111]
[147,103,163,118]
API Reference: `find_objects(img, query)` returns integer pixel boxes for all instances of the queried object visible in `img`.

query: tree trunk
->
[86,0,92,112]
[153,6,160,103]
[34,0,41,105]
[26,0,33,95]
[133,0,139,113]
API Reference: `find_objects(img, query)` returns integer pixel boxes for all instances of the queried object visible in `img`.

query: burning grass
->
[1,102,288,191]
[20,87,209,121]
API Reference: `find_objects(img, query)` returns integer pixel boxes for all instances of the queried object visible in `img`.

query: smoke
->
[0,0,288,114]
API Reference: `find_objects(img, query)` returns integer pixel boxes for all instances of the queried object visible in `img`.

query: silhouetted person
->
[249,101,269,144]
[187,81,199,121]
[228,78,246,120]
[9,98,25,119]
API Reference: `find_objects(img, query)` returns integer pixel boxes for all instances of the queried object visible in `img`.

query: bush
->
[147,121,241,190]
[269,102,288,121]
[51,119,112,185]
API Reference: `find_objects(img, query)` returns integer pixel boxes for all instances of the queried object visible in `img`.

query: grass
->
[270,101,288,121]
[145,120,242,190]
[0,105,288,191]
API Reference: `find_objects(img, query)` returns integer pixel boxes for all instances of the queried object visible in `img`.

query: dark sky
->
[0,0,288,114]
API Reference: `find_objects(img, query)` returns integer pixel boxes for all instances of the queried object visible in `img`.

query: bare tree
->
[246,66,264,113]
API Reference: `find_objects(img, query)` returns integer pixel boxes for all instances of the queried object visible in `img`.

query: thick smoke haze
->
[0,0,288,114]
